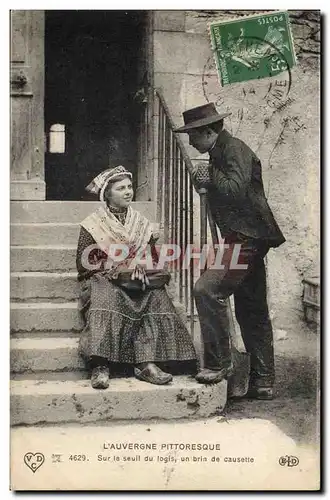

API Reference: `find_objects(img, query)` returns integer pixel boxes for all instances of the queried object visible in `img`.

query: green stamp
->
[209,11,297,86]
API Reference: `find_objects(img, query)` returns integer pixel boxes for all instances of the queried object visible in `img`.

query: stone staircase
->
[10,201,227,426]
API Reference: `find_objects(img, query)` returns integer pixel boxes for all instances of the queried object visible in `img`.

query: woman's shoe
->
[91,366,110,389]
[134,363,173,385]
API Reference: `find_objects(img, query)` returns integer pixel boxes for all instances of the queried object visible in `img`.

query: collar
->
[209,129,232,158]
[106,204,128,215]
[208,137,218,153]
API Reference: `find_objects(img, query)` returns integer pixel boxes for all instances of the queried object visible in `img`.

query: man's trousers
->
[193,237,275,388]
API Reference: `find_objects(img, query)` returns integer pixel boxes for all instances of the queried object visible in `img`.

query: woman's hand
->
[131,264,150,291]
[151,231,160,242]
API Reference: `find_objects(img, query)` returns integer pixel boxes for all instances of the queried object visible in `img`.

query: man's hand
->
[190,163,200,179]
[190,162,211,190]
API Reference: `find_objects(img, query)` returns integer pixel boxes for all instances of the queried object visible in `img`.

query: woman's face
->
[104,176,134,209]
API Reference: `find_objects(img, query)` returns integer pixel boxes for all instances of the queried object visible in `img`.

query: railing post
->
[198,187,208,274]
[184,165,189,312]
[179,153,184,302]
[157,97,164,223]
[155,88,198,338]
[164,117,171,244]
[189,175,195,338]
[172,140,179,280]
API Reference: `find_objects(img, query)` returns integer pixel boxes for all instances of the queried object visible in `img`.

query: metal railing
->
[155,88,195,337]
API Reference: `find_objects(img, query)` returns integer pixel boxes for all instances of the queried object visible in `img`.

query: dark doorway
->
[45,11,147,200]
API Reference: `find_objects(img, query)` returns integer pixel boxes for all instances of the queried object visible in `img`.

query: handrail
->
[154,88,196,337]
[155,89,195,174]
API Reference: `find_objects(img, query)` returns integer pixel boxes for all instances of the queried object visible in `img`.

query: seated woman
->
[76,165,197,389]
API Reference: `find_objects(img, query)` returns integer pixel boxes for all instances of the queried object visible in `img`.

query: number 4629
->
[69,454,87,461]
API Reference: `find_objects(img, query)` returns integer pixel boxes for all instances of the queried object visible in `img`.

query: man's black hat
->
[174,103,231,133]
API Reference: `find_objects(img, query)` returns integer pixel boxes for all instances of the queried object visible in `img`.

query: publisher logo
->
[24,452,45,473]
[279,455,299,467]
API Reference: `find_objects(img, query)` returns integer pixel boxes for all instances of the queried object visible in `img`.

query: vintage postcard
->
[10,9,320,491]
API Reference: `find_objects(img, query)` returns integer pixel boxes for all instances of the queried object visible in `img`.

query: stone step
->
[11,201,156,223]
[10,272,188,309]
[10,302,82,332]
[10,180,45,201]
[11,223,80,246]
[10,300,191,334]
[11,246,76,272]
[11,337,84,373]
[10,271,188,308]
[11,335,201,376]
[11,330,81,339]
[10,377,227,425]
[11,272,78,301]
[12,371,89,381]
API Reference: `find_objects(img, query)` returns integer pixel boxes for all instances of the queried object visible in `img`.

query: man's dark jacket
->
[207,129,285,247]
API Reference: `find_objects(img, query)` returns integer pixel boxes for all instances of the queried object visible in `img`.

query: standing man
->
[175,103,285,400]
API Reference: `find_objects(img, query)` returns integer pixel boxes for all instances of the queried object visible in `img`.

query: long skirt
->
[78,273,197,371]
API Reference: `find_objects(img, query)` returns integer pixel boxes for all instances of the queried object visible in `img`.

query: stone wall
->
[152,10,320,329]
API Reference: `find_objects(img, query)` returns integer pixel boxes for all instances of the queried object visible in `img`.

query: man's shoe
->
[134,363,173,385]
[195,366,233,385]
[245,386,274,400]
[91,365,110,389]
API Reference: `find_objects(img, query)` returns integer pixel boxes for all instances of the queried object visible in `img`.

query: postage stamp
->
[209,11,297,86]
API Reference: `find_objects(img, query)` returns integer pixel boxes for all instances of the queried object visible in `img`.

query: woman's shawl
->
[80,205,153,268]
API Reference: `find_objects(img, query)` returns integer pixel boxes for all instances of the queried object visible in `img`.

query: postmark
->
[209,11,297,86]
[202,53,292,114]
[201,52,293,148]
[201,47,305,195]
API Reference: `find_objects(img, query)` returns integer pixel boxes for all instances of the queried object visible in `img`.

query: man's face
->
[187,127,215,154]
